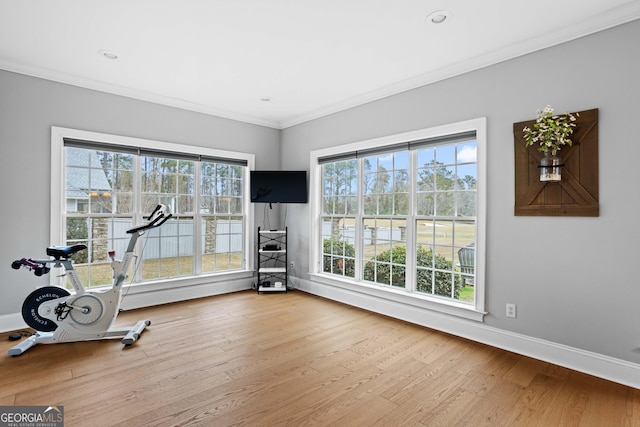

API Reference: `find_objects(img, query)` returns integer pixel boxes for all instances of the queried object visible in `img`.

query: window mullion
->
[132,153,142,283]
[193,161,202,275]
[354,158,364,281]
[405,150,417,292]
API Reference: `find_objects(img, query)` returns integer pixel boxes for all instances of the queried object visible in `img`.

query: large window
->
[52,127,253,289]
[313,119,485,319]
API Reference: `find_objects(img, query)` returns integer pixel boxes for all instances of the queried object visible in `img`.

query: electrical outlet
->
[290,261,294,269]
[506,303,517,318]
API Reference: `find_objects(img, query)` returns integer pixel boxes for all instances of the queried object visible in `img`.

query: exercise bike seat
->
[46,244,87,259]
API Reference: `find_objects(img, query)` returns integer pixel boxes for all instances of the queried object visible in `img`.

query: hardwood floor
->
[1,290,639,426]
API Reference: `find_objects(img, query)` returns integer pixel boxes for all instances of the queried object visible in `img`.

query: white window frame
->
[50,126,255,290]
[309,118,487,322]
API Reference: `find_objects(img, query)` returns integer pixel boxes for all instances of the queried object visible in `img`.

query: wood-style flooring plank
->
[1,290,639,426]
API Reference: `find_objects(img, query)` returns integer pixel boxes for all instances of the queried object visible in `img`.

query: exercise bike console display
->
[8,204,172,356]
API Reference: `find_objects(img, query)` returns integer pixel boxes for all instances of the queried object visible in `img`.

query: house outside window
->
[312,119,486,320]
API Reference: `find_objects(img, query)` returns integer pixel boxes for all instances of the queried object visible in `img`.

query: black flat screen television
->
[250,170,308,204]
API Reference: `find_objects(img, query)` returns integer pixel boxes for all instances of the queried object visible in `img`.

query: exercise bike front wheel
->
[21,286,71,332]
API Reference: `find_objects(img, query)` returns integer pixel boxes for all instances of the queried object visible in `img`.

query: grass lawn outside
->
[70,252,243,288]
[459,285,474,302]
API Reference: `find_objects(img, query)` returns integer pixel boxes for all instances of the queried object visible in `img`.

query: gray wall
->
[281,19,640,363]
[0,70,280,315]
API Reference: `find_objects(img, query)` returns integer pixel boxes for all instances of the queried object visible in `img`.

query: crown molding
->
[0,61,282,129]
[279,3,640,129]
[2,1,639,131]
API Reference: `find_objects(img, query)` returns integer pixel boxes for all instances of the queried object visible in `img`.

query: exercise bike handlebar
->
[126,204,173,234]
[11,258,51,276]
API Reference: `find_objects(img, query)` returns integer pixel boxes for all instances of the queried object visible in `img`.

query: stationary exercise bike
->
[8,204,172,356]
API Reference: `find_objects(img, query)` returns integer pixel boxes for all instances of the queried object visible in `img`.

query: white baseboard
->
[1,277,252,333]
[119,277,252,311]
[0,313,28,333]
[295,277,640,390]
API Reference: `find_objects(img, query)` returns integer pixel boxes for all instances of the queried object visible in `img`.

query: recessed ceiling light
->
[426,10,451,24]
[98,49,118,60]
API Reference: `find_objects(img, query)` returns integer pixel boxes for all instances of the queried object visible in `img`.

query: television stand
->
[257,227,287,293]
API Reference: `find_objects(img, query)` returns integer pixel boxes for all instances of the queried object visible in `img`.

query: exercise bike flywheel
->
[21,286,71,332]
[68,294,104,325]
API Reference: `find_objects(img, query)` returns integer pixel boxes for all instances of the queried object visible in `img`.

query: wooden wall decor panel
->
[514,108,599,216]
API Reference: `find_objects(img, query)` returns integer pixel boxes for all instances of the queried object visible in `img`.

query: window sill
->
[75,269,254,296]
[308,273,486,323]
[56,270,253,312]
[130,269,254,292]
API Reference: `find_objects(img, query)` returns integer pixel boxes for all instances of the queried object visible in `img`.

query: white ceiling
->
[1,1,640,129]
